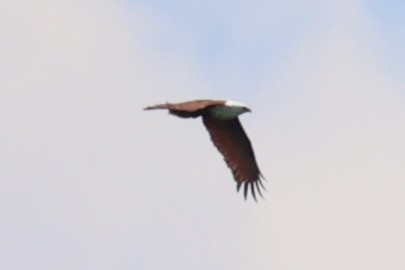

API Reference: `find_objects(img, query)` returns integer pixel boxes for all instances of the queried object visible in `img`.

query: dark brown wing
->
[144,99,225,118]
[202,115,265,201]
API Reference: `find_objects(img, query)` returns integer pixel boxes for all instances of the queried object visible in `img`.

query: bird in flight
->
[144,99,265,201]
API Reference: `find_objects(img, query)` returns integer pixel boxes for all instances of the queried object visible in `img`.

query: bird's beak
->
[245,107,252,113]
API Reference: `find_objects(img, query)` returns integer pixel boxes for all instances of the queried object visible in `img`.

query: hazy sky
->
[1,1,404,269]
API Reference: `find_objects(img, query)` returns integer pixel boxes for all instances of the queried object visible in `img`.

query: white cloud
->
[0,1,208,269]
[252,2,405,269]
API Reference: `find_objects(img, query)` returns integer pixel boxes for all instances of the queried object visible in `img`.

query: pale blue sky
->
[1,1,404,270]
[126,1,331,96]
[127,0,404,94]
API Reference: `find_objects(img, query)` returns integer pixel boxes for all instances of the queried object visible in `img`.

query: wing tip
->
[143,102,170,111]
[237,174,266,202]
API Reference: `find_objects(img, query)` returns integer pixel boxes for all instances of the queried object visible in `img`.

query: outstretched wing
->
[202,115,265,201]
[144,99,225,118]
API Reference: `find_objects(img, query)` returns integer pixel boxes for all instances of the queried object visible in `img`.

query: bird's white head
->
[209,100,251,120]
[225,100,251,112]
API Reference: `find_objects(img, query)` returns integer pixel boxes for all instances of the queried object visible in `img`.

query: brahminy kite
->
[144,99,265,201]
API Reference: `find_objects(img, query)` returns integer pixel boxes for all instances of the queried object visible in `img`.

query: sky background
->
[1,1,404,269]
